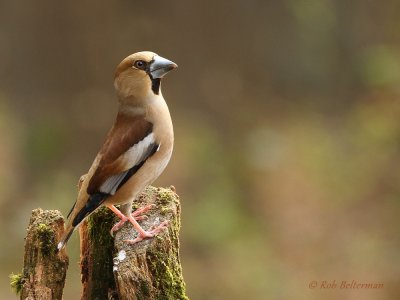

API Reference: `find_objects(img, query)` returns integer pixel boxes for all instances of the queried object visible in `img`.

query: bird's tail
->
[57,192,108,252]
[56,200,78,252]
[57,225,75,252]
[56,174,87,252]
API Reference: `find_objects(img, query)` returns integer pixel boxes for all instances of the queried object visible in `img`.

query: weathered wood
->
[20,209,69,300]
[13,185,188,299]
[80,208,119,300]
[113,186,188,300]
[79,171,119,300]
[79,186,189,300]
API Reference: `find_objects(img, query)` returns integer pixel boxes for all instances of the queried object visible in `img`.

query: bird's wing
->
[67,113,160,228]
[87,114,159,196]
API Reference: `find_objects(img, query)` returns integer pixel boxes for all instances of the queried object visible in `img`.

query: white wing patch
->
[124,133,155,167]
[99,132,157,195]
[99,172,128,195]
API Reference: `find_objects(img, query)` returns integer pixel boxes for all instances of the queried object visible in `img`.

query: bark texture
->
[20,209,69,300]
[80,207,119,299]
[14,185,188,300]
[79,186,189,300]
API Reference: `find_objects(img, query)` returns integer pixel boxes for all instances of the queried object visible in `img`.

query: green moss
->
[136,278,151,300]
[9,273,23,295]
[36,223,55,255]
[147,245,188,300]
[147,222,188,300]
[129,186,188,299]
[160,206,173,215]
[86,207,117,299]
[87,207,116,242]
[155,188,179,219]
[157,189,176,205]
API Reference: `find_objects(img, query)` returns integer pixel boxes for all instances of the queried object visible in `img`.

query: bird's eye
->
[134,60,146,70]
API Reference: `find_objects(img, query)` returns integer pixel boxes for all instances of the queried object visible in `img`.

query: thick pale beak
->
[150,55,178,78]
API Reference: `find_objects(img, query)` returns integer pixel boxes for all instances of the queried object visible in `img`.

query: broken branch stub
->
[20,209,69,300]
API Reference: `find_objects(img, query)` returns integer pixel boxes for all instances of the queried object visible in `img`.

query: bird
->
[57,51,177,251]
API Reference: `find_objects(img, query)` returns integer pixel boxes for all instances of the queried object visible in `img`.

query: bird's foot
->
[124,220,169,244]
[110,216,128,236]
[132,204,155,218]
[109,204,154,236]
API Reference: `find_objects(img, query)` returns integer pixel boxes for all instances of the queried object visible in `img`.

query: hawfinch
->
[57,51,177,251]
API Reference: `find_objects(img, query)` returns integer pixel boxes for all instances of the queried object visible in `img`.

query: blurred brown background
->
[1,1,400,299]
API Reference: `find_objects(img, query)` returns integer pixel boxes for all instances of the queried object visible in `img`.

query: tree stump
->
[79,186,189,300]
[19,209,69,300]
[80,207,119,299]
[12,186,188,299]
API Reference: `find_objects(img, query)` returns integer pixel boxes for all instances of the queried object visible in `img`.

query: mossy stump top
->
[20,209,69,300]
[80,186,189,300]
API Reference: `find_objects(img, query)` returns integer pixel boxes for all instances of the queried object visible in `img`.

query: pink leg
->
[124,218,169,244]
[132,204,155,217]
[106,204,168,243]
[107,204,128,236]
[106,204,148,236]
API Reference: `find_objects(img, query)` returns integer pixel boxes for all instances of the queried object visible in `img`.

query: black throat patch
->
[146,59,161,95]
[150,77,161,95]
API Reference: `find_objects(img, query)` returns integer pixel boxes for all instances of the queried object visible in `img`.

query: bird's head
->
[114,51,177,100]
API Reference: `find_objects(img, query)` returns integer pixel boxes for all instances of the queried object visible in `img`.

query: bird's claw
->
[110,204,156,237]
[123,220,169,244]
[132,204,155,217]
[110,216,128,237]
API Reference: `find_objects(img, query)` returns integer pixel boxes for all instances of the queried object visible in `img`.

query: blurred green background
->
[1,1,400,299]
